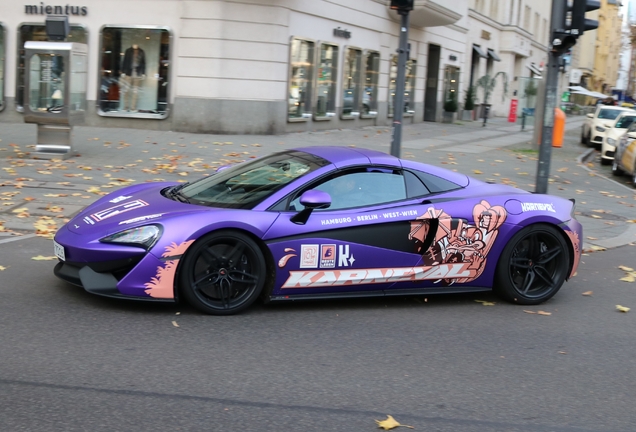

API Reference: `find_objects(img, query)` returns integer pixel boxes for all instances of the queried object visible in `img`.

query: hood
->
[66,183,201,235]
[606,127,628,141]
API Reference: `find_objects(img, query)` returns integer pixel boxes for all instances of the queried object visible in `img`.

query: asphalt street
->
[1,116,636,431]
[0,235,635,431]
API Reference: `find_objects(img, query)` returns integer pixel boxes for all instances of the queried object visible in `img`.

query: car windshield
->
[598,109,624,120]
[615,116,636,128]
[177,150,329,209]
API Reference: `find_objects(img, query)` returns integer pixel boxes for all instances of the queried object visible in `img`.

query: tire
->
[179,230,266,315]
[612,158,623,176]
[580,130,586,144]
[586,132,592,147]
[494,224,570,305]
[601,157,611,166]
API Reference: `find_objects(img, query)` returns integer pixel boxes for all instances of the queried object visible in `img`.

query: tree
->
[475,72,509,105]
[475,72,509,126]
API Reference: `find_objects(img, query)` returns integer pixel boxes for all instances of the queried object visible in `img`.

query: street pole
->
[535,0,565,194]
[390,10,410,158]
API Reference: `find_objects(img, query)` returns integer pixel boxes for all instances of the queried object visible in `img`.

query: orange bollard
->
[552,107,566,148]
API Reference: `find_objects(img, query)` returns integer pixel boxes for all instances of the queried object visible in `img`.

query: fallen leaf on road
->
[0,265,6,271]
[619,265,634,272]
[375,415,414,430]
[582,291,593,296]
[475,300,495,306]
[172,321,180,327]
[31,255,58,261]
[537,311,552,316]
[616,305,630,313]
[473,170,483,174]
[524,310,537,314]
[620,274,636,282]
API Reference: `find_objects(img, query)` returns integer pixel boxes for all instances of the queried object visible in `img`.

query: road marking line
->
[0,234,39,244]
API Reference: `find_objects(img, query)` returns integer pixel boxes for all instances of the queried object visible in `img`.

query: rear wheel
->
[586,132,592,147]
[494,225,570,305]
[180,231,266,315]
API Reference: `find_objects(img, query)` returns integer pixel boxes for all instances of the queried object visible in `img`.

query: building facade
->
[0,0,551,135]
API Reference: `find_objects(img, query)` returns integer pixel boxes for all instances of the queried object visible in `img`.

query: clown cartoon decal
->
[409,200,507,284]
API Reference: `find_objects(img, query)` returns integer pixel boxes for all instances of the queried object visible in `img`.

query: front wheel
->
[179,231,266,315]
[494,225,570,305]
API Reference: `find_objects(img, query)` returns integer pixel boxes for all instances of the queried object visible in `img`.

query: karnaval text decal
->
[144,240,195,298]
[282,263,474,288]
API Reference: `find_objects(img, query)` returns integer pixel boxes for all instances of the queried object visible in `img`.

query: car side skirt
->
[268,286,490,302]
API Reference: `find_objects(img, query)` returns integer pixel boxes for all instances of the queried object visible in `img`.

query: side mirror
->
[587,113,594,119]
[291,190,331,225]
[299,190,331,209]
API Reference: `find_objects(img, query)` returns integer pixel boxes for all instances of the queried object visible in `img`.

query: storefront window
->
[28,54,65,113]
[16,23,87,111]
[288,38,314,120]
[341,47,361,118]
[315,43,338,119]
[362,51,380,117]
[99,26,171,118]
[388,56,416,117]
[0,24,5,111]
[443,66,460,107]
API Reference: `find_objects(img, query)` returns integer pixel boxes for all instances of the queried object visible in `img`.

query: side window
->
[290,170,406,211]
[407,170,461,194]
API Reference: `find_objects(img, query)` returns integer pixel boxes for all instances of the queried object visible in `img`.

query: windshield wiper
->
[166,183,190,203]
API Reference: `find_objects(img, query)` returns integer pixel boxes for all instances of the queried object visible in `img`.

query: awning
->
[487,49,501,62]
[472,45,487,59]
[568,85,587,92]
[570,88,610,98]
[526,63,542,76]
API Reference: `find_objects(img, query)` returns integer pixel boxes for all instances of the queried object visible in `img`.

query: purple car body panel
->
[53,146,583,305]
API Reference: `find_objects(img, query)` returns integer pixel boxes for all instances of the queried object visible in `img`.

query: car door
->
[263,168,427,298]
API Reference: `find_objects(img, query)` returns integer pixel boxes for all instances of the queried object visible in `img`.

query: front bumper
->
[53,226,177,302]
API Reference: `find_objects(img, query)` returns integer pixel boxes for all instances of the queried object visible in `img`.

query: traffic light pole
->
[390,10,410,158]
[535,0,565,194]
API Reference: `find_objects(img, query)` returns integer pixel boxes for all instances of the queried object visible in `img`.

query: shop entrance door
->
[424,44,440,122]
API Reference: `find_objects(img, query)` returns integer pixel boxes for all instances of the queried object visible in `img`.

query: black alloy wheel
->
[180,231,266,315]
[612,158,623,176]
[494,225,570,305]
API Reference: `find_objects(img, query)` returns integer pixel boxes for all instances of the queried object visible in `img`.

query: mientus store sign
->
[25,3,88,15]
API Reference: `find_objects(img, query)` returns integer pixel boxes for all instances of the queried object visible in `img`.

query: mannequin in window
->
[120,43,146,112]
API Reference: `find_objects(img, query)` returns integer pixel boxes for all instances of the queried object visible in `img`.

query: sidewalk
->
[1,114,635,251]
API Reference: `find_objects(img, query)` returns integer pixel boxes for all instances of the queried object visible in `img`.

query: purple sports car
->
[53,146,582,315]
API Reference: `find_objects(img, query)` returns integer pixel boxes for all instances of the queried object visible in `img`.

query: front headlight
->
[100,225,162,249]
[607,138,616,145]
[595,126,606,132]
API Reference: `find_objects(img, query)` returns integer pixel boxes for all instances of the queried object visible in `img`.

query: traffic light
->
[390,0,413,12]
[553,0,599,52]
[571,0,600,34]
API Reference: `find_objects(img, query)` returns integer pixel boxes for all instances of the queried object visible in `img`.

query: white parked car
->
[581,105,632,148]
[600,112,636,165]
